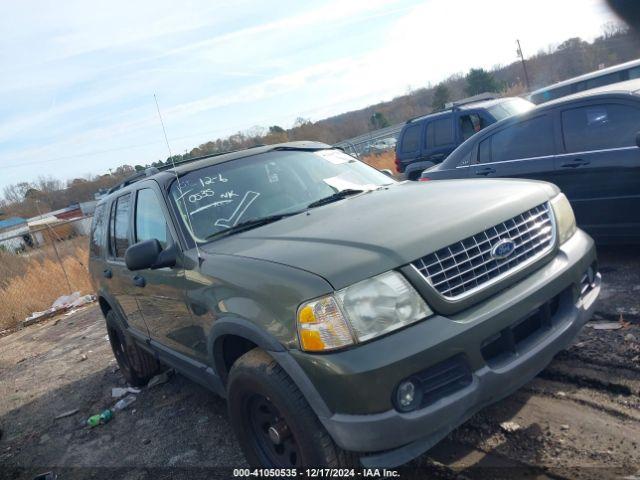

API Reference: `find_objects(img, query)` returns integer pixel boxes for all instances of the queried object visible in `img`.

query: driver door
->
[131,184,208,363]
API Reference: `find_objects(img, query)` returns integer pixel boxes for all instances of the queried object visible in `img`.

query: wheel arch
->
[209,317,332,420]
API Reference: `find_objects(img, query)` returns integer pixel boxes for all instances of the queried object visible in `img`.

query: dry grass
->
[0,238,93,331]
[360,150,397,173]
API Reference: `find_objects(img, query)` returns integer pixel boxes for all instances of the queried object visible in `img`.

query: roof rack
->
[106,144,267,194]
[406,92,499,124]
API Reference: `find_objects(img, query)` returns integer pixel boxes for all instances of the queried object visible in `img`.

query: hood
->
[202,179,559,290]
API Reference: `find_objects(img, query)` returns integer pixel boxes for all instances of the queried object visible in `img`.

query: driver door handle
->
[560,158,590,168]
[475,167,496,176]
[133,275,146,288]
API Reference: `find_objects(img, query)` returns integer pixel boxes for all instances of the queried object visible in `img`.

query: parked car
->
[529,58,640,104]
[370,137,397,153]
[90,141,600,468]
[395,95,534,180]
[420,79,640,244]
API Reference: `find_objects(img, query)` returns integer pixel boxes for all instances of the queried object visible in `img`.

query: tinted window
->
[110,194,131,258]
[459,114,483,141]
[584,72,622,90]
[482,116,554,163]
[629,66,640,80]
[562,103,640,153]
[89,204,106,257]
[401,125,421,153]
[478,137,491,163]
[426,117,453,147]
[532,85,572,104]
[456,149,474,167]
[135,189,168,247]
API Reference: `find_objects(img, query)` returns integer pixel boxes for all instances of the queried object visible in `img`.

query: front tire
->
[227,348,357,468]
[106,310,159,387]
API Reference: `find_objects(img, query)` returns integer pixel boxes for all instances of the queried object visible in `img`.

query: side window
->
[478,137,491,163]
[484,116,554,163]
[456,148,474,167]
[110,194,131,259]
[562,103,640,153]
[400,125,421,153]
[629,66,640,80]
[135,189,168,247]
[426,117,453,147]
[459,113,484,141]
[89,204,106,257]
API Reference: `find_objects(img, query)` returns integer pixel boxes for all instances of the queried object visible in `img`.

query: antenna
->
[154,94,202,261]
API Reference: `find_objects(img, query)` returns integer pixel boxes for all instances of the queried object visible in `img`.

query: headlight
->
[297,271,432,352]
[550,193,577,244]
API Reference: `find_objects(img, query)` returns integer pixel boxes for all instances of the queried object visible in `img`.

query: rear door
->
[132,184,208,362]
[106,192,148,335]
[553,100,640,241]
[470,114,558,181]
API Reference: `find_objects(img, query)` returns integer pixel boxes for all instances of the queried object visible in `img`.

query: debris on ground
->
[147,370,172,388]
[500,421,522,433]
[560,424,570,431]
[86,409,113,428]
[113,395,137,412]
[588,322,622,330]
[625,333,637,342]
[54,409,79,420]
[111,387,141,398]
[23,292,96,327]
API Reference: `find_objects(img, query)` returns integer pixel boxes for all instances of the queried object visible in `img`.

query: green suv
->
[89,141,600,468]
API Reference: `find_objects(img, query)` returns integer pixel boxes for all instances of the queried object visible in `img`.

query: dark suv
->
[90,141,599,468]
[395,96,533,179]
[419,79,640,244]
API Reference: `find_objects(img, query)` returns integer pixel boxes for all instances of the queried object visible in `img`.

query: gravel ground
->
[0,247,638,480]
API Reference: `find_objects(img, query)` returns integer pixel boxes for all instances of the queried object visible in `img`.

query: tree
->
[465,68,500,96]
[369,112,390,130]
[431,84,451,110]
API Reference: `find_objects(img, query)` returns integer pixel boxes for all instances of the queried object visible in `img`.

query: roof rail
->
[105,144,270,194]
[405,92,500,124]
[444,92,497,109]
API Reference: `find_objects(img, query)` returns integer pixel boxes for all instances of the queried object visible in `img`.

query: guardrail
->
[334,123,404,157]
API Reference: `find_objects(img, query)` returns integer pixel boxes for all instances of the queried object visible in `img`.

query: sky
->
[0,0,621,194]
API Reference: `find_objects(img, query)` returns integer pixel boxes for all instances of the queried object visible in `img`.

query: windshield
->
[170,149,394,242]
[487,98,534,121]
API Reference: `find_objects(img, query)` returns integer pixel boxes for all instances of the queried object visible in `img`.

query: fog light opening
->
[395,379,423,412]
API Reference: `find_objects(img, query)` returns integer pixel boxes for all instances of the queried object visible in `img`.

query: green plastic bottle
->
[87,409,113,427]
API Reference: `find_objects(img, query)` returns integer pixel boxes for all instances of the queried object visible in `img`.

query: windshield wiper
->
[306,189,364,209]
[204,212,302,241]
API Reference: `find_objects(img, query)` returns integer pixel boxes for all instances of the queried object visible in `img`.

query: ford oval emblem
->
[491,239,516,259]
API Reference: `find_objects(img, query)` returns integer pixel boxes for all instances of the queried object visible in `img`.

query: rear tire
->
[227,348,358,468]
[106,310,159,387]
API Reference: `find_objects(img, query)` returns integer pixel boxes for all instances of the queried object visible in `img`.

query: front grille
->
[413,203,555,300]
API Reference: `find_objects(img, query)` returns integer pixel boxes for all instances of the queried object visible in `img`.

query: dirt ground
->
[0,247,638,480]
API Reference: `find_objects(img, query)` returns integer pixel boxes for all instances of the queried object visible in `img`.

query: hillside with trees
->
[1,24,638,218]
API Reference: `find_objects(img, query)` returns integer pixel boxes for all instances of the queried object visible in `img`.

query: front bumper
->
[287,230,599,466]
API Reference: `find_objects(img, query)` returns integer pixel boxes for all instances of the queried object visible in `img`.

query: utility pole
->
[516,39,531,92]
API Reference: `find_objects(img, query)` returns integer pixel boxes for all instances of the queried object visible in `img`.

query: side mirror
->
[636,131,640,148]
[125,239,177,271]
[380,169,394,177]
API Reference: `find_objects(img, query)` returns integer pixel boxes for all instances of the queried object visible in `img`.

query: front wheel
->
[227,349,357,468]
[106,310,159,387]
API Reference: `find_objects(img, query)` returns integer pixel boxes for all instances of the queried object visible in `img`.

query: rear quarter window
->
[109,194,132,259]
[400,124,421,153]
[89,204,107,258]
